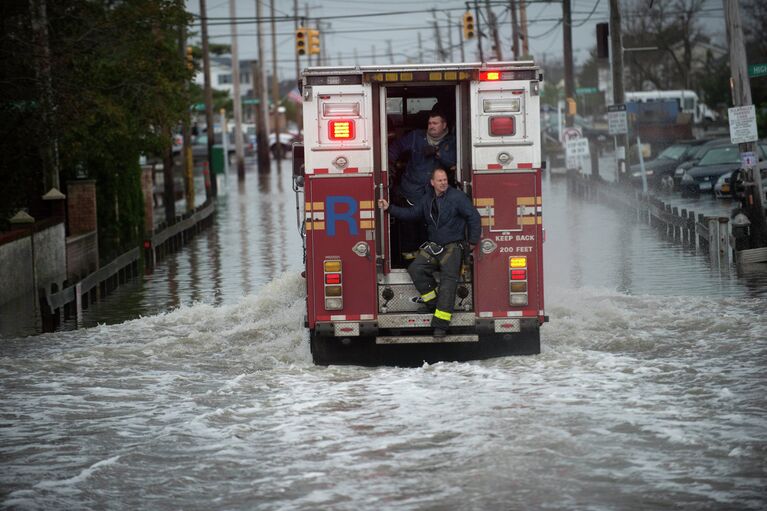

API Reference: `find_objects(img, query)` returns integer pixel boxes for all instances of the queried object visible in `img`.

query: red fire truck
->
[292,61,547,366]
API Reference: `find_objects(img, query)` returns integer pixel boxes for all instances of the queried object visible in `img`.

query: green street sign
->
[748,63,767,78]
[243,98,259,105]
[576,87,599,95]
[192,103,205,111]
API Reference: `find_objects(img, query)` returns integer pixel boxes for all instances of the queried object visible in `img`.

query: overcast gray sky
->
[187,0,727,82]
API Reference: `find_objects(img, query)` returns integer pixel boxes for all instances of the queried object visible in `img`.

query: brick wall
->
[67,180,97,236]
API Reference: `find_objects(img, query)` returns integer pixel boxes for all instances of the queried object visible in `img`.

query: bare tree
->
[622,0,708,91]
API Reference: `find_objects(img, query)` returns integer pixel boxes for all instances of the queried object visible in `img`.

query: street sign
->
[728,105,758,144]
[576,87,598,95]
[565,138,590,170]
[607,104,628,135]
[243,98,260,105]
[748,63,767,78]
[561,127,582,142]
[741,151,756,168]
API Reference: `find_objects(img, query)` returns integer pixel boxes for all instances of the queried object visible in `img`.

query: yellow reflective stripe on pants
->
[434,309,452,321]
[421,290,437,302]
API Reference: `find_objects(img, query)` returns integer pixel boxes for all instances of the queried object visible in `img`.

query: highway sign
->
[748,63,767,78]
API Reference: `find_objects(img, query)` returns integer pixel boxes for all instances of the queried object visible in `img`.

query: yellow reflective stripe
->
[360,220,375,229]
[359,200,374,209]
[434,309,452,321]
[474,197,494,207]
[421,290,437,302]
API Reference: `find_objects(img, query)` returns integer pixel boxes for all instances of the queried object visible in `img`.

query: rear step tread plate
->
[376,335,479,344]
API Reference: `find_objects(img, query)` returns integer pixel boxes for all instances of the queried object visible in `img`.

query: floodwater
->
[1,160,766,510]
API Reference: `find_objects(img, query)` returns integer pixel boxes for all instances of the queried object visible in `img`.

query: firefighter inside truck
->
[385,85,458,269]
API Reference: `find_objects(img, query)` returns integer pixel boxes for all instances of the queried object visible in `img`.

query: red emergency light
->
[325,273,342,285]
[510,269,527,281]
[328,120,355,140]
[480,71,501,81]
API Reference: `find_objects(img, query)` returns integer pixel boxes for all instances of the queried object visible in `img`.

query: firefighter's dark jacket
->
[388,186,481,246]
[388,130,457,202]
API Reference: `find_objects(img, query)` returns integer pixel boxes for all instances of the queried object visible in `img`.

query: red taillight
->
[480,71,501,81]
[489,116,515,136]
[328,120,355,140]
[325,273,342,285]
[510,269,527,280]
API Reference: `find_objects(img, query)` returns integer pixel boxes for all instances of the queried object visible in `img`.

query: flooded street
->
[1,161,766,510]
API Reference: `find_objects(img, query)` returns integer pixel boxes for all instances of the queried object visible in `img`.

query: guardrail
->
[40,247,140,331]
[145,200,216,267]
[568,173,735,266]
[39,200,217,332]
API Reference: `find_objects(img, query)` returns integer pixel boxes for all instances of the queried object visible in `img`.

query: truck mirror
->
[292,143,305,178]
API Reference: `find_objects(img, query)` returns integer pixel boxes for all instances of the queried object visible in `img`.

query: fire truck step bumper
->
[375,334,479,344]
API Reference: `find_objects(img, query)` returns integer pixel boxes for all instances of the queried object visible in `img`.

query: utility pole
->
[458,21,465,62]
[255,0,270,173]
[180,27,194,213]
[609,0,628,182]
[446,12,454,62]
[563,0,575,128]
[723,0,767,247]
[371,44,376,64]
[229,0,245,179]
[270,0,282,161]
[485,0,503,60]
[30,0,60,193]
[418,32,424,64]
[473,0,484,62]
[519,0,529,56]
[293,0,302,134]
[510,0,519,59]
[200,0,217,197]
[432,10,445,63]
[387,39,394,64]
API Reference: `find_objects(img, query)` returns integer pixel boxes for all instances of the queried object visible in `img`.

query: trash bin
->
[211,144,225,175]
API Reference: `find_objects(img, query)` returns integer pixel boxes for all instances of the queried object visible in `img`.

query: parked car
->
[629,139,710,189]
[714,163,767,199]
[192,132,254,163]
[669,138,732,190]
[679,143,767,197]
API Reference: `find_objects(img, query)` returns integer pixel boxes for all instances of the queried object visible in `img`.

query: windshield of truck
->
[698,146,739,166]
[657,144,687,160]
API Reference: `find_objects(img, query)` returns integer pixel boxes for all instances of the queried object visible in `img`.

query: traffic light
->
[296,28,307,56]
[186,45,194,71]
[309,29,321,56]
[596,23,609,59]
[566,97,577,116]
[463,11,475,40]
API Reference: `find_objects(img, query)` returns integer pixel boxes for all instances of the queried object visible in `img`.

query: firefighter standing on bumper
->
[379,168,481,337]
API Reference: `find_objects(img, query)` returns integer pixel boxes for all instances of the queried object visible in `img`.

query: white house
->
[194,56,254,97]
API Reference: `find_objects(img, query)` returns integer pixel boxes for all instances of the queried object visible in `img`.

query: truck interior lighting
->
[489,116,515,136]
[328,120,355,140]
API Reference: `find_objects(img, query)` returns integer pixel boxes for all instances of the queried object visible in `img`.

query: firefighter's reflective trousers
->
[407,241,463,329]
